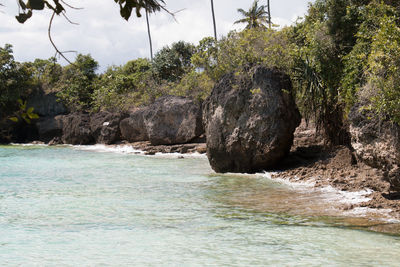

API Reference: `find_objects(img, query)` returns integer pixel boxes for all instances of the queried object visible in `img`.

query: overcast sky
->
[1,0,313,71]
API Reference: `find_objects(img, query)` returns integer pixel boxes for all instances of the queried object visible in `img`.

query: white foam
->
[153,151,207,159]
[10,143,48,147]
[260,171,316,188]
[73,144,144,154]
[73,144,208,159]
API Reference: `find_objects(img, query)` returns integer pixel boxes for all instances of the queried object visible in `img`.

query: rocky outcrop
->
[349,101,400,191]
[120,109,149,142]
[90,112,126,144]
[27,91,68,117]
[60,113,93,145]
[203,67,301,173]
[36,116,63,143]
[143,96,204,145]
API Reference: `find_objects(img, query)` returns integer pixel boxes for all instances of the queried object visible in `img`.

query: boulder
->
[27,91,68,117]
[349,101,400,191]
[60,113,93,145]
[90,112,125,144]
[203,67,301,173]
[120,109,149,142]
[36,116,63,143]
[143,96,204,145]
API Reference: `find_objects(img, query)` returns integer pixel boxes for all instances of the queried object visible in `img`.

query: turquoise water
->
[1,145,400,266]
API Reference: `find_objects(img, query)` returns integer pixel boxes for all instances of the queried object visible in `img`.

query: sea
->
[0,144,400,266]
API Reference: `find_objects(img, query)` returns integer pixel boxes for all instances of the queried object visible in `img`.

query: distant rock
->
[36,116,63,143]
[90,111,126,144]
[349,100,400,191]
[60,113,93,145]
[203,67,301,173]
[120,109,149,142]
[143,96,204,145]
[27,90,68,117]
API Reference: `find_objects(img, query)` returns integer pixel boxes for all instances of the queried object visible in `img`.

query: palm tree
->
[234,0,270,30]
[267,0,271,29]
[210,0,218,41]
[143,1,165,61]
[145,9,154,61]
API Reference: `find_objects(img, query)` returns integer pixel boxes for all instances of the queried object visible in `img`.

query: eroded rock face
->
[349,101,400,191]
[203,67,301,173]
[143,96,204,145]
[90,112,125,144]
[27,91,68,117]
[120,109,149,142]
[60,113,93,145]
[36,116,63,143]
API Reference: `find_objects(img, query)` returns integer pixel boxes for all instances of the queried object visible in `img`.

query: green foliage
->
[56,54,98,111]
[198,28,294,81]
[9,99,39,124]
[168,70,214,102]
[92,58,153,111]
[0,44,32,118]
[152,41,195,82]
[27,57,62,92]
[15,0,165,23]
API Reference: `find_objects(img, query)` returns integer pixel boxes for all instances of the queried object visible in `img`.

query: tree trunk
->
[267,0,271,29]
[210,0,217,41]
[146,9,153,61]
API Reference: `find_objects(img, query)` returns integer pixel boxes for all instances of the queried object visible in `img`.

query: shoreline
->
[4,141,400,233]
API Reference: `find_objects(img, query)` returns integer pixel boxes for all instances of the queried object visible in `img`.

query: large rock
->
[27,91,68,117]
[90,111,125,144]
[143,96,204,145]
[60,113,93,145]
[203,67,301,173]
[36,116,63,143]
[120,109,149,142]
[349,101,400,191]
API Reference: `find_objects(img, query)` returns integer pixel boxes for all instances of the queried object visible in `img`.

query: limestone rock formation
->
[349,101,400,191]
[36,116,63,143]
[120,109,149,142]
[27,91,68,117]
[203,67,301,173]
[90,111,126,144]
[60,113,93,145]
[143,96,204,145]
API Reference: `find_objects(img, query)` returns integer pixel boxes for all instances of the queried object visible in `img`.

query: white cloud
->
[0,0,313,71]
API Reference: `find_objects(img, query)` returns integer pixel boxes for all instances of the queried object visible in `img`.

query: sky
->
[1,0,314,71]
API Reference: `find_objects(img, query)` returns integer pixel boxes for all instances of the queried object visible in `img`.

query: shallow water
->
[0,145,400,266]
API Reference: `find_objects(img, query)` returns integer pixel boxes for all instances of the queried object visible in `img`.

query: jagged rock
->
[90,111,125,144]
[60,113,93,145]
[203,67,301,173]
[36,116,63,143]
[349,101,400,191]
[120,109,149,142]
[143,96,204,145]
[48,136,62,146]
[27,91,68,117]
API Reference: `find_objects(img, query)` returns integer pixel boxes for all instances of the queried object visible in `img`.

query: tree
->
[210,0,218,40]
[152,41,195,82]
[56,54,99,111]
[267,0,271,29]
[0,44,32,118]
[145,10,154,61]
[234,0,270,30]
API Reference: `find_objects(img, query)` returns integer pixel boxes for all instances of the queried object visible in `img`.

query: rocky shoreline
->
[2,66,400,225]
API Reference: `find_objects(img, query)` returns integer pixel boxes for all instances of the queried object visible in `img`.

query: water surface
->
[0,145,399,266]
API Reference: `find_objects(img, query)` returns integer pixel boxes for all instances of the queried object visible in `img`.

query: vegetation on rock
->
[2,0,400,147]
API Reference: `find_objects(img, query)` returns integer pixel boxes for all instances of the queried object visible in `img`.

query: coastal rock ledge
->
[203,66,301,173]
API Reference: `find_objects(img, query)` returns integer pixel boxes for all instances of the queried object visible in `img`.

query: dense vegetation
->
[1,0,400,145]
